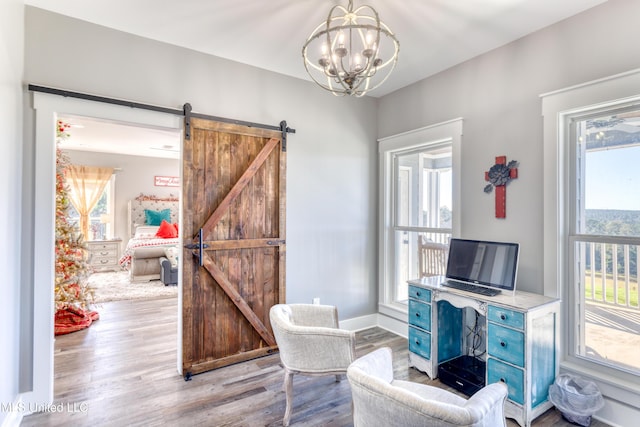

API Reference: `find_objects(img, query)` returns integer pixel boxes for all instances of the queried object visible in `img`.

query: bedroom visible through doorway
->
[56,114,181,304]
[52,113,182,401]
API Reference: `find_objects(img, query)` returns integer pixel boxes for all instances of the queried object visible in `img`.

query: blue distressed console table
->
[407,276,560,427]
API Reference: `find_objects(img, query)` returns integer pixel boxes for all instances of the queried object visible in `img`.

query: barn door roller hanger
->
[182,103,295,150]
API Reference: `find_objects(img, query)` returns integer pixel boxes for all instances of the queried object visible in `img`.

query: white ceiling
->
[31,0,609,157]
[57,115,181,160]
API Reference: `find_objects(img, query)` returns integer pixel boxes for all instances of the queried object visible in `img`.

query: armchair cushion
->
[347,347,508,427]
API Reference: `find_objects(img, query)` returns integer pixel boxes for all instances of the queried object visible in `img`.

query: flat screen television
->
[445,238,519,294]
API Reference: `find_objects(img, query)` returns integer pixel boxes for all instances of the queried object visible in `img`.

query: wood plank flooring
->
[22,297,609,426]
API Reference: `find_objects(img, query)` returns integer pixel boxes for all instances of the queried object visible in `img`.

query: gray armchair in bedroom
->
[347,347,508,427]
[269,303,357,427]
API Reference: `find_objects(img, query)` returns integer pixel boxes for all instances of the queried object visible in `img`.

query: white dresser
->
[407,276,560,427]
[86,239,122,272]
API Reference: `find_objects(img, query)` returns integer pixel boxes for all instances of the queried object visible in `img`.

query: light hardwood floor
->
[22,297,609,426]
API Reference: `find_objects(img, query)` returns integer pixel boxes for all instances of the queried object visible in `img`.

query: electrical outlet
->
[312,297,320,305]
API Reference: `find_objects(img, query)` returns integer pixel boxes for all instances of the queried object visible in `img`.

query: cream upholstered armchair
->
[269,303,356,427]
[347,347,508,427]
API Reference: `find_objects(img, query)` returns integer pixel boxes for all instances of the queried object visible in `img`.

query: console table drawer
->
[89,241,119,251]
[487,358,525,405]
[409,285,431,303]
[409,326,431,360]
[408,299,431,331]
[488,305,524,330]
[488,323,525,367]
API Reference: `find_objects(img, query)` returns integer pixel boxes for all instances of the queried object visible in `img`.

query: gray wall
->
[1,0,24,424]
[378,0,640,294]
[24,7,378,319]
[65,150,180,244]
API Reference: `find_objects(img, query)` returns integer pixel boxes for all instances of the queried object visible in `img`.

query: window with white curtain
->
[67,174,115,240]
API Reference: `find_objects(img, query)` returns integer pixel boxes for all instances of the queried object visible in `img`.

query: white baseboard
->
[591,395,638,427]
[375,312,408,338]
[339,312,407,338]
[339,313,377,331]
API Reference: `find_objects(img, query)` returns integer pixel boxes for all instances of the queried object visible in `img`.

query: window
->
[379,119,462,319]
[393,146,452,302]
[542,70,640,414]
[67,175,115,240]
[569,106,640,374]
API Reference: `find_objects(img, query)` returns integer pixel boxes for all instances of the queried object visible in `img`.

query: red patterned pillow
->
[156,219,178,238]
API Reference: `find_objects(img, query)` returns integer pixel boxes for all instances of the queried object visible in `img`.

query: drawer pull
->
[455,381,464,387]
[500,377,506,383]
[415,312,421,318]
[416,291,422,297]
[100,260,109,264]
[500,341,506,347]
[415,339,420,345]
[500,314,506,320]
[100,251,110,255]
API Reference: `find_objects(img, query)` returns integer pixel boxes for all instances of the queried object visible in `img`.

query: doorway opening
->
[29,91,183,405]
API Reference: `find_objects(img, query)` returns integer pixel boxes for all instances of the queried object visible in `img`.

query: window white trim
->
[378,118,463,321]
[542,68,640,420]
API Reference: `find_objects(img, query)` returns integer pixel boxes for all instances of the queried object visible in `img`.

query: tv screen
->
[445,238,519,292]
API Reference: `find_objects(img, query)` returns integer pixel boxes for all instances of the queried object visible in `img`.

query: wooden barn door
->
[181,115,286,378]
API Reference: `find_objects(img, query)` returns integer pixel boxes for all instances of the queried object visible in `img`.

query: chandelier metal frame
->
[302,0,400,97]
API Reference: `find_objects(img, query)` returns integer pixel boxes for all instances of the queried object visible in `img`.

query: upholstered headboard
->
[127,194,179,237]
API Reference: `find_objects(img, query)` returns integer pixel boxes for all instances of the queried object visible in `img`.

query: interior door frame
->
[28,91,183,406]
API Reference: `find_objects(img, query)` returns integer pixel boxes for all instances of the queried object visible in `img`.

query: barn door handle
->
[184,228,209,266]
[266,239,286,245]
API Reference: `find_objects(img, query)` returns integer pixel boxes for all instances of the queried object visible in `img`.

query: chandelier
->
[302,0,400,97]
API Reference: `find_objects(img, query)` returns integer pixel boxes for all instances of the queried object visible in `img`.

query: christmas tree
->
[54,120,98,335]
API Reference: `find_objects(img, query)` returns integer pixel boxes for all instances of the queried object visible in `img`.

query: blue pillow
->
[145,208,171,226]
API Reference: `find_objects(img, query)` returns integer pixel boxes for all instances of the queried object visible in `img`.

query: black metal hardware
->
[28,84,183,115]
[183,103,192,140]
[279,120,295,152]
[500,314,506,320]
[184,228,209,266]
[184,372,192,382]
[266,240,286,245]
[27,84,296,137]
[500,341,506,347]
[415,312,421,318]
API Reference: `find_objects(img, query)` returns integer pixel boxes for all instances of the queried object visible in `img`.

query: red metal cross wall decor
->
[484,156,518,219]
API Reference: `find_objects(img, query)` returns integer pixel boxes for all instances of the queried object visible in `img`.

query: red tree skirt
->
[54,306,100,336]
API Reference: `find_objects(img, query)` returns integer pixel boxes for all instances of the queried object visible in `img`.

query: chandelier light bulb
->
[354,53,362,71]
[302,0,399,97]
